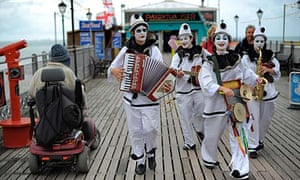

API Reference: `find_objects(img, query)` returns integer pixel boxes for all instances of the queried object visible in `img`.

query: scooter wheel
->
[28,154,40,174]
[76,146,90,173]
[90,129,100,150]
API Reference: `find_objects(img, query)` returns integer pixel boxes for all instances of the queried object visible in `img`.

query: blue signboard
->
[289,72,300,105]
[80,32,92,46]
[95,32,105,60]
[79,20,103,31]
[112,32,122,48]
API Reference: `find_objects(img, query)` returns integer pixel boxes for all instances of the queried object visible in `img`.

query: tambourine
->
[230,103,247,122]
[240,84,252,102]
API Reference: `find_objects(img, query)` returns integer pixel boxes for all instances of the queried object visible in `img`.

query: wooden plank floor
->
[0,67,300,179]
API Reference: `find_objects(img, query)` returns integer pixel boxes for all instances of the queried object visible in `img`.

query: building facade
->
[124,0,217,52]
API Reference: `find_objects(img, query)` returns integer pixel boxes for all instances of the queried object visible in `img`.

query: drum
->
[222,79,250,122]
[230,103,247,122]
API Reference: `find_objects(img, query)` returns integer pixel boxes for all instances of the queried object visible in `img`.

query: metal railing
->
[0,46,95,120]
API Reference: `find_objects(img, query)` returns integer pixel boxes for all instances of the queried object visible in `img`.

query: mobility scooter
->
[28,68,100,173]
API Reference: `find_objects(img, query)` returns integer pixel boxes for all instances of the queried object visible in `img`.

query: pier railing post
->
[31,53,38,74]
[41,51,48,67]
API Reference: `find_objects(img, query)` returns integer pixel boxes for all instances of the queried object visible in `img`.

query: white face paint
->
[134,25,147,42]
[214,33,229,51]
[254,36,265,50]
[179,35,192,49]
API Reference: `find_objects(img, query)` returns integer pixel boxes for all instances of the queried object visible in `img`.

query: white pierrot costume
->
[199,22,258,178]
[241,26,281,153]
[170,23,210,147]
[107,14,162,167]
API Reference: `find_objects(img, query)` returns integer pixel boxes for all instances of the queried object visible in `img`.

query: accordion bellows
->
[120,53,176,101]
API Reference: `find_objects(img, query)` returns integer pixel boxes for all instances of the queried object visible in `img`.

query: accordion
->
[120,53,176,101]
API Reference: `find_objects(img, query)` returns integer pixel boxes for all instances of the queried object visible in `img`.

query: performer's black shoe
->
[146,148,156,170]
[148,157,156,170]
[183,144,196,150]
[230,170,249,179]
[249,151,258,159]
[256,141,264,151]
[135,164,146,175]
[196,131,204,140]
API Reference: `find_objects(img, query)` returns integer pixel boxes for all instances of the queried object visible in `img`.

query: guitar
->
[183,65,201,86]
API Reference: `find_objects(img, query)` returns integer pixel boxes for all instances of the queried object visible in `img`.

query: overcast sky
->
[0,0,299,41]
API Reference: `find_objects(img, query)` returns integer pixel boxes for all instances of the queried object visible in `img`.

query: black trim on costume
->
[176,88,201,94]
[263,92,280,101]
[203,159,219,166]
[203,111,226,116]
[131,153,144,160]
[123,96,159,107]
[248,147,257,151]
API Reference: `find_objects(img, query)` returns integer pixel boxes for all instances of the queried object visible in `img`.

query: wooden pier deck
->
[0,67,299,179]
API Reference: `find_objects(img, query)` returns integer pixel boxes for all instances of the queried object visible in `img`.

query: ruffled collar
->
[176,45,202,61]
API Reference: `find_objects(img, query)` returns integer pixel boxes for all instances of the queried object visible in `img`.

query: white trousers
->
[124,102,160,161]
[201,115,250,175]
[247,100,260,151]
[176,91,205,145]
[259,101,275,142]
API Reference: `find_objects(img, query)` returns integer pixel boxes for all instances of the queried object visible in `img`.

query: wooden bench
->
[291,57,300,72]
[275,43,294,75]
[89,56,111,78]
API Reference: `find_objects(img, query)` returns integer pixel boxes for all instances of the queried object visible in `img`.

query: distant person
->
[28,44,87,113]
[241,26,280,159]
[201,25,216,53]
[168,35,179,57]
[234,25,256,56]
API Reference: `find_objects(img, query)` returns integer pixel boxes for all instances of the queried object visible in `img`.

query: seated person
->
[28,44,87,115]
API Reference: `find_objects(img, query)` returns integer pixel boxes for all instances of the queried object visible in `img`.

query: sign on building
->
[80,32,92,46]
[95,32,105,60]
[79,20,103,31]
[112,32,122,48]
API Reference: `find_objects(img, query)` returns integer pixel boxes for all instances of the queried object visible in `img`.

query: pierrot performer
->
[170,23,209,150]
[241,26,280,158]
[199,22,263,179]
[107,14,172,175]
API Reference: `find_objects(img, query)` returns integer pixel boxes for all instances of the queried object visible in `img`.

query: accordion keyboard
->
[120,53,134,91]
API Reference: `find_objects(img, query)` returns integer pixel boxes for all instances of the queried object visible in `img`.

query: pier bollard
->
[0,40,32,148]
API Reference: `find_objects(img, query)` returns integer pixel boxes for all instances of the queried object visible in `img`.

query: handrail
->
[0,46,95,119]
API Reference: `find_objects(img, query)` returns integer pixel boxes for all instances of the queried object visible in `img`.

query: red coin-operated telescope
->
[0,40,32,148]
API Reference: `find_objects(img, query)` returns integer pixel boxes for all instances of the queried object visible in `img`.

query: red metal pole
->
[0,40,32,148]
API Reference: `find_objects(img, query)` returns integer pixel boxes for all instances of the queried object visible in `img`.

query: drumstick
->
[234,95,250,101]
[219,91,250,101]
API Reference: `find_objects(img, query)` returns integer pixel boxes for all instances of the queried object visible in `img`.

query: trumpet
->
[253,48,268,101]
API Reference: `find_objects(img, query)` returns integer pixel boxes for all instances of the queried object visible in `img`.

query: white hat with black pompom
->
[178,23,193,37]
[253,26,267,40]
[129,14,149,32]
[213,21,232,41]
